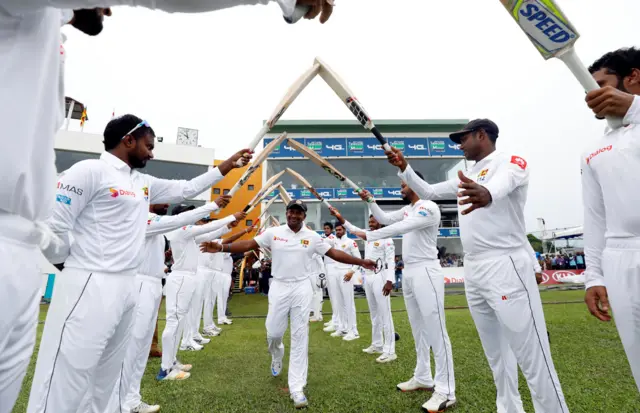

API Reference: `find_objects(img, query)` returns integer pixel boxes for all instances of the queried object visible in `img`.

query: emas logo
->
[273,236,288,242]
[300,239,310,248]
[109,188,136,198]
[586,145,612,165]
[417,206,429,217]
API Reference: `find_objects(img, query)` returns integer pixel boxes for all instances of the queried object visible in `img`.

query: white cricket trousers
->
[325,265,341,327]
[27,268,137,413]
[363,271,395,355]
[202,268,219,330]
[403,262,455,399]
[465,248,568,413]
[266,278,313,394]
[161,271,196,371]
[182,267,208,346]
[311,275,323,318]
[0,215,44,413]
[215,271,231,323]
[115,274,163,413]
[602,238,640,391]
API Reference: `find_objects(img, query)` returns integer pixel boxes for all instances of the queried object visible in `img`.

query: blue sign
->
[264,137,305,158]
[265,186,405,201]
[427,137,463,157]
[265,136,463,158]
[305,138,347,157]
[438,228,460,237]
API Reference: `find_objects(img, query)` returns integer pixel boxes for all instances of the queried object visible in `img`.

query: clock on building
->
[177,127,199,146]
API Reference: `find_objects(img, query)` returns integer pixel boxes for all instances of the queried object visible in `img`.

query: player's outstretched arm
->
[222,225,256,244]
[201,238,260,255]
[145,196,230,237]
[325,248,375,271]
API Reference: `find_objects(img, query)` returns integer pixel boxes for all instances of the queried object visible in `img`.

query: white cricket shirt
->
[222,253,233,274]
[254,225,331,282]
[581,96,640,289]
[321,233,337,266]
[344,220,396,283]
[138,202,221,278]
[167,217,235,274]
[326,234,361,272]
[367,200,440,266]
[45,151,224,272]
[400,151,529,260]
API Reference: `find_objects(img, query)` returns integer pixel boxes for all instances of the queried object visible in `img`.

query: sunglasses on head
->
[121,120,151,141]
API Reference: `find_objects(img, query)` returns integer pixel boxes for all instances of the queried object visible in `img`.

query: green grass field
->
[14,289,640,412]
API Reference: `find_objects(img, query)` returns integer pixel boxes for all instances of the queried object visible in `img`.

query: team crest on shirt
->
[374,242,380,247]
[300,239,310,248]
[142,186,149,201]
[477,169,489,183]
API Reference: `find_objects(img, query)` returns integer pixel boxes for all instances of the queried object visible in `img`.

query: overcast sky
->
[61,0,639,233]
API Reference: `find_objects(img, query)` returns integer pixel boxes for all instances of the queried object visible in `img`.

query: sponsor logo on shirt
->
[56,194,71,205]
[585,145,613,165]
[417,206,429,217]
[57,182,83,195]
[109,187,136,198]
[352,241,358,248]
[273,236,288,242]
[501,295,508,301]
[477,168,489,183]
[510,156,527,170]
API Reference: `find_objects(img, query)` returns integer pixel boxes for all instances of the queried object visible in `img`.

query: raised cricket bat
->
[246,182,282,214]
[285,168,333,209]
[286,138,372,202]
[277,184,292,205]
[270,216,280,227]
[243,170,285,212]
[228,132,287,197]
[314,57,392,151]
[255,195,280,223]
[499,0,622,128]
[236,63,321,166]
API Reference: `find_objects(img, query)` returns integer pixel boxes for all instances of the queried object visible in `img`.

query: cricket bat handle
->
[236,124,270,167]
[344,178,373,204]
[371,127,392,152]
[322,199,333,209]
[284,5,308,24]
[559,48,623,129]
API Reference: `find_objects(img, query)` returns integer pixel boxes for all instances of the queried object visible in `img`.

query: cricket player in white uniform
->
[324,223,361,340]
[0,1,331,411]
[331,209,397,363]
[349,182,456,412]
[161,207,244,374]
[28,116,250,413]
[116,199,230,413]
[388,119,569,412]
[200,200,376,409]
[582,47,640,391]
[321,223,339,330]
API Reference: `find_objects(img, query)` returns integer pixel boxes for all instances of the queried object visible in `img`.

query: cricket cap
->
[449,118,499,144]
[286,199,307,212]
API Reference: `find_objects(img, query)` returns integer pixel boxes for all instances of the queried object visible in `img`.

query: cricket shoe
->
[271,358,283,377]
[202,328,220,337]
[220,318,233,325]
[422,392,456,412]
[362,346,383,354]
[376,353,397,364]
[193,335,211,345]
[156,367,190,381]
[131,401,160,413]
[174,361,192,372]
[396,377,434,392]
[179,342,203,351]
[342,333,359,341]
[323,325,336,333]
[323,321,333,327]
[290,391,308,409]
[330,330,346,338]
